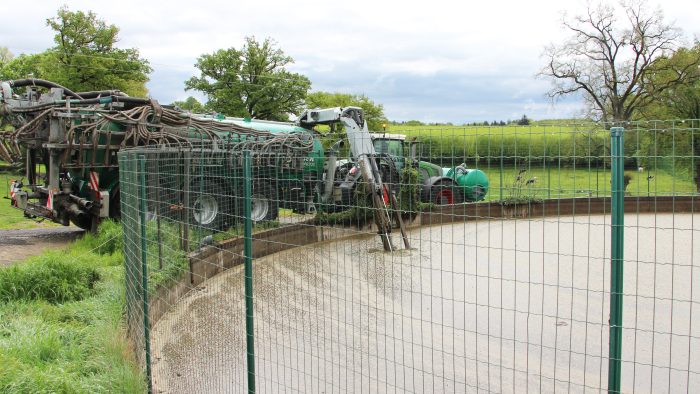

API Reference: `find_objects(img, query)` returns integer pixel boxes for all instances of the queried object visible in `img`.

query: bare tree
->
[540,1,698,122]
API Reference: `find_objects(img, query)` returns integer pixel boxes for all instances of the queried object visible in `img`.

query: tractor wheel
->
[189,178,231,230]
[250,182,279,222]
[429,180,464,205]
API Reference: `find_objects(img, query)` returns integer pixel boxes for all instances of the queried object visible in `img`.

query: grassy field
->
[0,221,146,393]
[482,166,696,201]
[0,165,57,230]
[384,122,697,176]
[376,122,698,201]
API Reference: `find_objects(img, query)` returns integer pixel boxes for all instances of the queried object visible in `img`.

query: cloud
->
[1,0,697,123]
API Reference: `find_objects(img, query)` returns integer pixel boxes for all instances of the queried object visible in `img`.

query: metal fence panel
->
[119,121,700,393]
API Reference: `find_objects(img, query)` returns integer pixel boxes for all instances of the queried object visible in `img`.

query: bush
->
[0,258,100,304]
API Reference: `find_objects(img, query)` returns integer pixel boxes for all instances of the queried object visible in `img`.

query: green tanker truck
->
[0,79,488,239]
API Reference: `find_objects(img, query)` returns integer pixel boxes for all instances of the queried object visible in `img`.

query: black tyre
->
[250,182,279,222]
[428,180,464,205]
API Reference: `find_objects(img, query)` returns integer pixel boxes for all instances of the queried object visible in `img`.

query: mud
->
[152,214,700,393]
[0,227,83,266]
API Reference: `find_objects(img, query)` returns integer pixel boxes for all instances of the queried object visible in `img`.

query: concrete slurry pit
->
[152,214,699,393]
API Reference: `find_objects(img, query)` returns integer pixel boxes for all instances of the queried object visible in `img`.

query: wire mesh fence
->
[119,119,700,393]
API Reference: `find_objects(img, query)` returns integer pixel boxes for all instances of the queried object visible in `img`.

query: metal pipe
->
[69,194,94,210]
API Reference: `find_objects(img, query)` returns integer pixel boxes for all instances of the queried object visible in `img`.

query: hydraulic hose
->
[75,90,128,99]
[8,78,83,99]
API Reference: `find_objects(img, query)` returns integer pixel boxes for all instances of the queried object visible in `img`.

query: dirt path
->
[0,227,84,266]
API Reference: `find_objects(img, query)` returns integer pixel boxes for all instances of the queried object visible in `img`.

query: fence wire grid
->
[119,120,700,393]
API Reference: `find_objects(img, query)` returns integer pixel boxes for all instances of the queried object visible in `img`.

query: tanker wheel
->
[429,181,464,205]
[470,185,487,201]
[250,182,279,222]
[190,178,230,230]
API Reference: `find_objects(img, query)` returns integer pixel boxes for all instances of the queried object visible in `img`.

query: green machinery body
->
[371,133,489,204]
[1,79,489,231]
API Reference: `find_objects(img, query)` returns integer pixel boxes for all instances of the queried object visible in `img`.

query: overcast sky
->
[2,0,698,123]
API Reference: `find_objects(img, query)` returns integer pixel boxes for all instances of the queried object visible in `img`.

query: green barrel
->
[444,167,489,201]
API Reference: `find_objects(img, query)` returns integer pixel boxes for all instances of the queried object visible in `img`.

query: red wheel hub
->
[436,189,454,204]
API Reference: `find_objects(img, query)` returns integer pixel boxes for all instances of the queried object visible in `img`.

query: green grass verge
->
[0,221,146,393]
[0,169,58,230]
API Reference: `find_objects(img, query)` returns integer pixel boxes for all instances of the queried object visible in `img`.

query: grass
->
[0,221,147,393]
[0,166,57,230]
[483,166,696,202]
[374,123,698,201]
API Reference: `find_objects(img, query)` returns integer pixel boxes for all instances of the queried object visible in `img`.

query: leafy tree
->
[540,1,699,122]
[638,44,700,120]
[0,47,12,65]
[0,8,151,96]
[171,96,206,113]
[44,7,151,96]
[632,44,700,190]
[0,53,48,80]
[517,115,530,125]
[186,37,311,121]
[305,91,387,130]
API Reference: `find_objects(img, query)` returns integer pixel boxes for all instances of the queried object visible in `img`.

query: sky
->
[1,0,699,124]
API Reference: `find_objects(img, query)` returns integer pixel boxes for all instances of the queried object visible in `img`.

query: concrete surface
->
[152,214,700,393]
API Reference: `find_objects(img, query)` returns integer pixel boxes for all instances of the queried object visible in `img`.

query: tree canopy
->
[0,47,12,65]
[540,1,699,122]
[171,96,206,113]
[305,92,387,130]
[0,7,151,96]
[186,37,311,121]
[637,44,700,120]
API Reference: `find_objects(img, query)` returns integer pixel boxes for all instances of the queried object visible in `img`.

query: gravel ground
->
[152,214,700,393]
[0,227,84,266]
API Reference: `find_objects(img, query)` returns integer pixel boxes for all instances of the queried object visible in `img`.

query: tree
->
[171,96,206,113]
[305,91,387,130]
[638,44,700,120]
[0,53,48,81]
[540,1,699,122]
[1,8,151,96]
[517,115,530,125]
[0,47,12,65]
[44,7,152,96]
[632,44,700,190]
[186,37,311,121]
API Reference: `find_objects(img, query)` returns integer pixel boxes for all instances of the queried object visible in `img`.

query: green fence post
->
[138,154,153,394]
[499,155,504,201]
[243,150,256,393]
[609,126,624,393]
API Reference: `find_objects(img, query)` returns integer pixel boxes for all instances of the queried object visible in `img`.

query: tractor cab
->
[369,133,410,172]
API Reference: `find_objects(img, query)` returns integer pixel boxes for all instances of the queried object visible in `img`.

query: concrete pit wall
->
[148,195,700,326]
